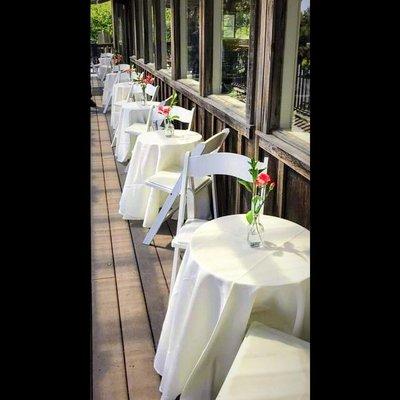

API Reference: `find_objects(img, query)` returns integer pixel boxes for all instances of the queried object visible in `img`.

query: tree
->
[298,7,310,66]
[90,2,113,43]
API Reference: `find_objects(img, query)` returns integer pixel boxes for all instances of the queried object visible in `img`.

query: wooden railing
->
[91,43,114,62]
[131,57,310,229]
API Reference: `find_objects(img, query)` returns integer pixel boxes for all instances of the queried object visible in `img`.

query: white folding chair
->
[110,83,143,146]
[142,129,230,246]
[168,106,195,131]
[169,152,268,290]
[216,322,309,399]
[153,95,173,129]
[144,83,159,102]
[124,104,156,137]
[111,82,159,145]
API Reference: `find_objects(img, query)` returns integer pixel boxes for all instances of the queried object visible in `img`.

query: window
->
[150,3,157,64]
[161,0,172,70]
[279,0,310,147]
[218,0,251,103]
[181,0,200,81]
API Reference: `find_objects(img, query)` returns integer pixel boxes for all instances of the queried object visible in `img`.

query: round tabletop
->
[190,214,310,287]
[136,129,202,146]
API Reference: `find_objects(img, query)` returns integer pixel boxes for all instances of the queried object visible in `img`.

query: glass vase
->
[164,121,175,137]
[247,213,264,248]
[141,87,147,106]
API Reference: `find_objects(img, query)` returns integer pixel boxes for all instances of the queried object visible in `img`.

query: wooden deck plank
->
[92,278,129,400]
[103,104,171,348]
[93,91,162,399]
[152,222,175,290]
[91,105,129,400]
[91,113,115,281]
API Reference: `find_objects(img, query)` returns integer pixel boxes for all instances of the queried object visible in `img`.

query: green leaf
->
[237,178,252,193]
[246,210,254,224]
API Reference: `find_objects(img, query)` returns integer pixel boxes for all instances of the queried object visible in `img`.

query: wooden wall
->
[113,0,310,229]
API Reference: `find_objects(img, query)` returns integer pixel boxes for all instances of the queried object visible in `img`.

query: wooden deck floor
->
[91,77,174,399]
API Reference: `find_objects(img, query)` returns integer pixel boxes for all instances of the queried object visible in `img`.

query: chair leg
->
[170,247,181,295]
[143,188,180,245]
[111,131,117,147]
[103,94,112,114]
[211,175,218,218]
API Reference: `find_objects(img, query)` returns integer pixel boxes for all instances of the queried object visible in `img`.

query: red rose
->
[256,172,271,187]
[157,105,171,116]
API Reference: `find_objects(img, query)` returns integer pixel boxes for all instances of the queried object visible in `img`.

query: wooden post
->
[246,0,260,124]
[171,0,181,80]
[142,0,151,62]
[199,0,213,97]
[152,0,164,70]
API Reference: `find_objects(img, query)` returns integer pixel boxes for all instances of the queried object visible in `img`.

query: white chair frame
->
[168,106,195,131]
[170,152,268,290]
[124,104,156,136]
[142,129,230,246]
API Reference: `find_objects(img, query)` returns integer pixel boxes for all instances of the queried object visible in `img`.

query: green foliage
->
[91,2,113,43]
[165,8,172,42]
[298,7,310,65]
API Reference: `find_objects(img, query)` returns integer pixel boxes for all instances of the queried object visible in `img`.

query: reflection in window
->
[293,0,310,133]
[183,0,199,81]
[221,0,250,103]
[149,2,156,63]
[163,0,172,69]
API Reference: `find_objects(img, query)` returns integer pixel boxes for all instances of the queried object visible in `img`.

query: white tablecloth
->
[114,101,160,163]
[98,64,111,81]
[216,322,310,399]
[154,214,310,400]
[111,82,132,128]
[119,129,202,227]
[102,72,130,106]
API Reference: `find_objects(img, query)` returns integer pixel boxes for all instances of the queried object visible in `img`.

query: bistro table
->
[154,214,310,400]
[114,100,160,163]
[119,129,202,227]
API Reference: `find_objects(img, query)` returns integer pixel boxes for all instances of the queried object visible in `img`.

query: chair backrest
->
[100,57,112,66]
[125,83,142,102]
[145,83,159,101]
[176,152,268,231]
[199,128,230,155]
[160,95,173,107]
[130,71,139,81]
[114,71,122,84]
[153,95,174,129]
[170,106,195,131]
[145,105,156,131]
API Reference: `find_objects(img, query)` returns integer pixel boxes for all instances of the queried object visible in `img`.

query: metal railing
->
[294,64,310,116]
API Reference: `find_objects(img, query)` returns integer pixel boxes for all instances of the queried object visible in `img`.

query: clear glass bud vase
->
[141,88,147,106]
[165,121,174,137]
[247,213,264,248]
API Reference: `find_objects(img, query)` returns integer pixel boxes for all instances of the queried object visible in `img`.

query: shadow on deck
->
[91,76,174,400]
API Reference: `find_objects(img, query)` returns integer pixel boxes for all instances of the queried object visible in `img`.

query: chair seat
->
[217,322,310,400]
[145,167,211,193]
[114,100,127,107]
[171,219,209,249]
[125,123,148,136]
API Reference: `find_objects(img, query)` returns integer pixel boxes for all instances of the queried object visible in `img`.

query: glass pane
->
[292,0,310,133]
[221,0,250,103]
[150,3,156,63]
[185,0,199,81]
[164,0,172,69]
